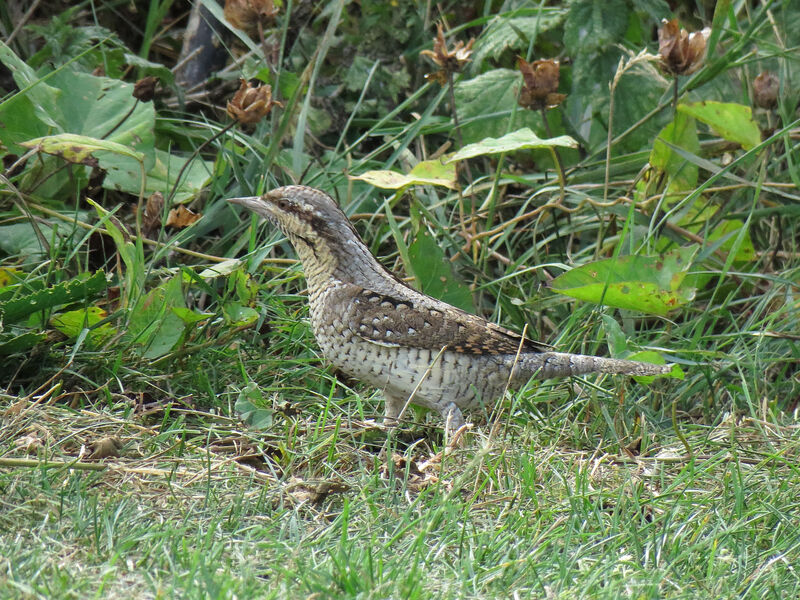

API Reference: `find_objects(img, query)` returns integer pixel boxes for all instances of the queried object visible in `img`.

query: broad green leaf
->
[22,133,144,166]
[454,69,542,143]
[651,111,700,193]
[172,307,214,325]
[447,127,577,162]
[472,12,566,66]
[351,158,456,190]
[127,275,186,359]
[678,101,761,151]
[105,148,213,203]
[407,228,475,313]
[564,0,630,50]
[50,306,116,347]
[0,40,63,131]
[0,223,55,259]
[0,271,107,325]
[550,246,699,316]
[223,303,260,327]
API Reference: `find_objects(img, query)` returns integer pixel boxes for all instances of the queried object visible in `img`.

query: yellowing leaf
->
[678,101,761,150]
[21,133,144,166]
[550,247,699,316]
[350,158,457,190]
[446,127,577,162]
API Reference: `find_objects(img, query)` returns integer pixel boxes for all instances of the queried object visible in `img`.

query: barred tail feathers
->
[521,352,671,379]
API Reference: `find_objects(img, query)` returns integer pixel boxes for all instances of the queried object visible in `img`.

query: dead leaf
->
[165,205,202,228]
[90,436,122,459]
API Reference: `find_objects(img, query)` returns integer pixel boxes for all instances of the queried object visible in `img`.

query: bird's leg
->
[440,401,466,443]
[384,393,405,428]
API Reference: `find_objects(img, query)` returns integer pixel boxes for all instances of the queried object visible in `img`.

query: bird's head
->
[228,185,371,274]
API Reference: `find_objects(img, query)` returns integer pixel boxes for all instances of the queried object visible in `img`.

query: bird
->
[228,185,671,437]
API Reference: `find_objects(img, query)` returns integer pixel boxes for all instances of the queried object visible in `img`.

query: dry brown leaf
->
[165,205,202,229]
[90,436,123,459]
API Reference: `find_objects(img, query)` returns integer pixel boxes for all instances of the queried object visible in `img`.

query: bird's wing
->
[339,284,550,355]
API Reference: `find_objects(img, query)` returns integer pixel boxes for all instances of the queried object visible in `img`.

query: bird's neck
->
[291,232,403,295]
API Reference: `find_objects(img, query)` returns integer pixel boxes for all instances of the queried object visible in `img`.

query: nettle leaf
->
[407,227,475,313]
[351,158,457,190]
[447,127,577,162]
[472,11,567,66]
[678,101,761,151]
[564,0,630,50]
[454,69,542,144]
[549,246,699,316]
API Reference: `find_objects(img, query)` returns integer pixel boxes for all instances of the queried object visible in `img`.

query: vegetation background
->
[1,0,798,597]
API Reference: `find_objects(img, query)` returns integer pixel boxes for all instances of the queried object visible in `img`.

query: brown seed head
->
[658,19,710,76]
[753,71,779,109]
[420,23,475,84]
[133,76,158,102]
[224,0,277,36]
[226,79,279,125]
[517,58,566,110]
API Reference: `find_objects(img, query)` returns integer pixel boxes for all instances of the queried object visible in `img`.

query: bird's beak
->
[228,195,276,220]
[227,196,262,209]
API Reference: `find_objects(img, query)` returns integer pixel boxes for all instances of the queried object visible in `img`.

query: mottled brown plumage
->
[229,185,671,435]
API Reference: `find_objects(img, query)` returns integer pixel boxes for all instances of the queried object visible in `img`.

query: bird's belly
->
[314,325,514,411]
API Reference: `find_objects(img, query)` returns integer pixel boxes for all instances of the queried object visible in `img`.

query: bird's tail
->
[521,352,672,379]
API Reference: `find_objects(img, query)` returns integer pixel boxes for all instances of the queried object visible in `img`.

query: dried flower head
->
[224,0,277,36]
[420,23,475,84]
[517,58,566,110]
[753,71,779,109]
[133,76,158,102]
[226,79,279,125]
[658,19,710,76]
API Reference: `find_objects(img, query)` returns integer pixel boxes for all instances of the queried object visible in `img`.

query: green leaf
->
[127,275,186,359]
[21,133,145,166]
[0,331,47,355]
[0,271,107,325]
[0,223,55,259]
[454,69,542,144]
[678,102,761,151]
[172,307,214,325]
[564,0,630,50]
[50,306,116,347]
[651,111,700,193]
[407,227,475,313]
[472,11,566,66]
[235,382,274,429]
[351,158,457,190]
[447,127,577,162]
[549,247,699,316]
[105,148,213,203]
[223,303,260,327]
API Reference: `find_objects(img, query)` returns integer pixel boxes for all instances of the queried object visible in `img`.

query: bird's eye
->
[277,199,290,210]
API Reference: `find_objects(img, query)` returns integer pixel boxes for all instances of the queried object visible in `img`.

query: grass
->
[2,0,800,598]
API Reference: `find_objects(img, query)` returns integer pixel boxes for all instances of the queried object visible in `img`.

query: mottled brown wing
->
[342,286,550,355]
